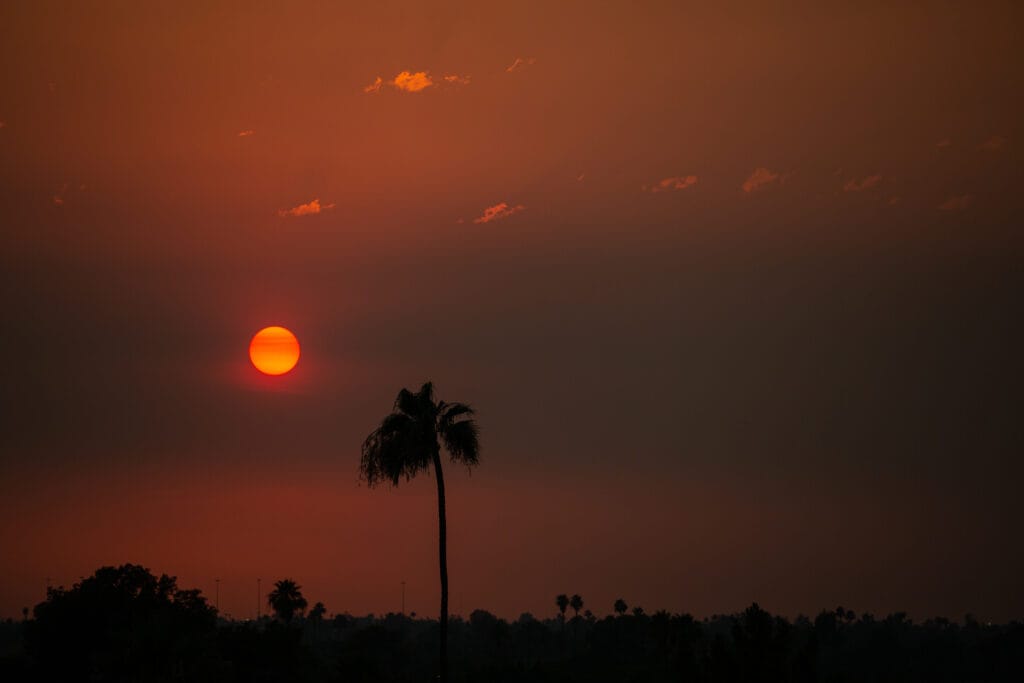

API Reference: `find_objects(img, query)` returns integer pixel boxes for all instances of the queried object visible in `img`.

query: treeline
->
[1,564,1022,682]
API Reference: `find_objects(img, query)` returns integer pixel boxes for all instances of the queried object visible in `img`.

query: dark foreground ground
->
[1,565,1022,682]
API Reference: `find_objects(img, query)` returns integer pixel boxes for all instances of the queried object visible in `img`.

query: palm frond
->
[438,402,475,430]
[394,388,419,416]
[442,416,480,468]
[360,412,431,486]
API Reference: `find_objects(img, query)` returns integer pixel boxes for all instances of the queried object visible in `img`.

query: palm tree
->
[267,579,308,622]
[361,381,480,683]
[556,594,569,627]
[570,594,583,619]
[614,598,628,616]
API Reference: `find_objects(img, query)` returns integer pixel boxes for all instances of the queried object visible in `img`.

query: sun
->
[249,326,300,375]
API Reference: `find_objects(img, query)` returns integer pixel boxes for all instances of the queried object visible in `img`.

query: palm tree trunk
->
[432,450,449,683]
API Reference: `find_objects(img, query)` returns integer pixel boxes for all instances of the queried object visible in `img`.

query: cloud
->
[978,135,1006,151]
[936,138,951,149]
[277,198,336,217]
[506,57,537,72]
[391,71,433,92]
[365,70,464,93]
[742,167,781,193]
[238,129,255,137]
[647,175,698,193]
[473,202,526,224]
[843,174,882,192]
[0,120,5,129]
[52,195,64,206]
[937,194,973,211]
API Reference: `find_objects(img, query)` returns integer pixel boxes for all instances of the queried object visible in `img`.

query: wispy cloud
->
[473,202,526,224]
[363,77,383,94]
[646,175,699,192]
[937,194,973,211]
[443,74,471,86]
[0,120,6,129]
[936,138,951,149]
[742,167,781,193]
[506,57,537,73]
[978,135,1007,151]
[277,198,336,217]
[843,174,882,192]
[238,129,255,137]
[392,71,433,92]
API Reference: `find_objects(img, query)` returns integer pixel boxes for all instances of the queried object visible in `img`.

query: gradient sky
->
[2,1,1022,622]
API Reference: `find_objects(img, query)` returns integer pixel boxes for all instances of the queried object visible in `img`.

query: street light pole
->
[215,578,220,612]
[257,578,261,620]
[401,580,406,616]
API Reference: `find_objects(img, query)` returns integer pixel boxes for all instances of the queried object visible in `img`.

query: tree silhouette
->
[267,579,308,623]
[309,601,326,639]
[360,381,480,683]
[570,594,584,619]
[556,594,569,624]
[25,564,217,680]
[614,598,628,616]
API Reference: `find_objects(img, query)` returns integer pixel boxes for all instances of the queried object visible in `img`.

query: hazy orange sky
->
[1,1,1022,622]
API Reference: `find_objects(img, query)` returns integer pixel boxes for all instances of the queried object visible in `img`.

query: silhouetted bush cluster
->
[1,564,1022,682]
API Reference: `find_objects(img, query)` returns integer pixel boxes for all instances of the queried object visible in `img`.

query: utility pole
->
[401,580,406,616]
[257,578,261,620]
[215,578,220,612]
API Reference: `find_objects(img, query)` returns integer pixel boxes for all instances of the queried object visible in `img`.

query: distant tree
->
[584,609,594,621]
[309,601,327,637]
[267,579,308,622]
[360,381,480,683]
[570,594,584,619]
[556,594,569,623]
[614,598,628,616]
[632,606,645,617]
[25,564,218,680]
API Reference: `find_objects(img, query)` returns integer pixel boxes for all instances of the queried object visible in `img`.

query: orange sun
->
[249,326,300,375]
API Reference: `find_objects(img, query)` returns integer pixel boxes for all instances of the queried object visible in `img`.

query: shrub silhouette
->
[25,564,218,681]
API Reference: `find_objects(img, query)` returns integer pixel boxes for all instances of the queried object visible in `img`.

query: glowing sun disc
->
[249,326,300,375]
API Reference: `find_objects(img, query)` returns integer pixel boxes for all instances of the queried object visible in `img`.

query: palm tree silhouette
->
[570,594,583,619]
[361,381,480,683]
[614,598,628,616]
[267,579,308,622]
[556,594,569,628]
